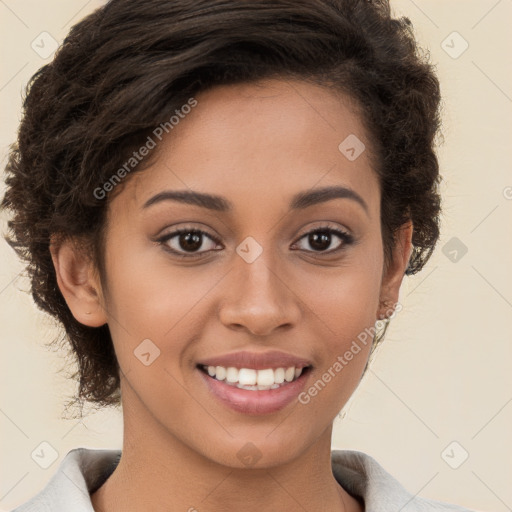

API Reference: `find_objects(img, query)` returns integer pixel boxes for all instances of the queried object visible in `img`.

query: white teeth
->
[201,364,307,389]
[257,369,274,387]
[284,366,295,382]
[238,368,257,386]
[274,367,285,384]
[215,366,226,380]
[226,367,239,383]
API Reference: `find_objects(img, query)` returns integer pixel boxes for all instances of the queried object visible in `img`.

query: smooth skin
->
[51,78,413,512]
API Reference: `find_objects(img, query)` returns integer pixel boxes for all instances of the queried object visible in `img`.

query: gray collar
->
[12,448,473,511]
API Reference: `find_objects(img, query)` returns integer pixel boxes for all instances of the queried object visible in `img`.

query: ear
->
[49,235,108,327]
[377,220,413,320]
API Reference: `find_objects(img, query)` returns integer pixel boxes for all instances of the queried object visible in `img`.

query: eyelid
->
[156,222,355,259]
[155,226,222,259]
[155,223,220,242]
[294,221,352,240]
[292,223,354,254]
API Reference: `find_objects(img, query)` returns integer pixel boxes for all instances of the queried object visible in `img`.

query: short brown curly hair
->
[1,0,442,412]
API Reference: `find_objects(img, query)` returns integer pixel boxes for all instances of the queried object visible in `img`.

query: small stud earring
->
[378,298,394,320]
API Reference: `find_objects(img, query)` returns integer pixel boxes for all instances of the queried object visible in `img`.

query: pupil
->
[180,232,202,251]
[309,231,331,251]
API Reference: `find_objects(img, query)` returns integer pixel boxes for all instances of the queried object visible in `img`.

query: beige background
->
[1,1,511,510]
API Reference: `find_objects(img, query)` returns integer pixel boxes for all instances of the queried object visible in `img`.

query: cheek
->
[290,250,382,409]
[101,239,227,356]
[295,246,382,334]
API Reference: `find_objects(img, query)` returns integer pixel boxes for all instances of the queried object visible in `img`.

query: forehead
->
[112,78,380,220]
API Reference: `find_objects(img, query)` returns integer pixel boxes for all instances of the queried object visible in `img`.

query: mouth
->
[196,362,313,415]
[197,364,312,391]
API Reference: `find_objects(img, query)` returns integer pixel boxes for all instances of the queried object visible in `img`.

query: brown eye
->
[158,229,221,257]
[176,231,204,252]
[293,227,354,254]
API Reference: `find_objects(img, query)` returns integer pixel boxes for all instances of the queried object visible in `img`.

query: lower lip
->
[198,367,311,415]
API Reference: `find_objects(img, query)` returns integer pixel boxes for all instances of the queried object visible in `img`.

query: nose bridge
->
[237,247,279,299]
[218,237,299,335]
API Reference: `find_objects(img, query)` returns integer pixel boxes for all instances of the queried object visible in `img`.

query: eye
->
[156,224,354,259]
[292,226,354,255]
[157,228,222,258]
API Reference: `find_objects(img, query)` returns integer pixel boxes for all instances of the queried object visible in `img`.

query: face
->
[56,78,411,469]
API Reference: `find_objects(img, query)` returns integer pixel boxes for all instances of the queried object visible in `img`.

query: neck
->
[91,389,363,512]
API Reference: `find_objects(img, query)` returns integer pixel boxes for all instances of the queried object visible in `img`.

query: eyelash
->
[156,225,355,259]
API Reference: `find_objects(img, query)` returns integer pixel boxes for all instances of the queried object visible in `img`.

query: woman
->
[2,0,476,510]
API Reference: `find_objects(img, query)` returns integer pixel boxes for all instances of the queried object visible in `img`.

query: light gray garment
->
[11,447,475,511]
[331,451,475,511]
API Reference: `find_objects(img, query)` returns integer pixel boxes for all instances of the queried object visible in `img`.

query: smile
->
[199,364,308,391]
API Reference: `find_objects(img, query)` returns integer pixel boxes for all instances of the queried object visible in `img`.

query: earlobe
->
[49,235,108,328]
[377,221,413,320]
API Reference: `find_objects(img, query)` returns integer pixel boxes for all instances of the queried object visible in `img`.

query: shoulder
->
[331,449,476,512]
[10,447,121,512]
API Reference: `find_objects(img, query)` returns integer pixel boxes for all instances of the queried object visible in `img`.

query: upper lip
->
[197,350,313,370]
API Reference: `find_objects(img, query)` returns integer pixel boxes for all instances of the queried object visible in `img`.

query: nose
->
[218,250,301,337]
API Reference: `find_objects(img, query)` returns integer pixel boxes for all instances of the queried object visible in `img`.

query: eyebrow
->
[142,185,368,215]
